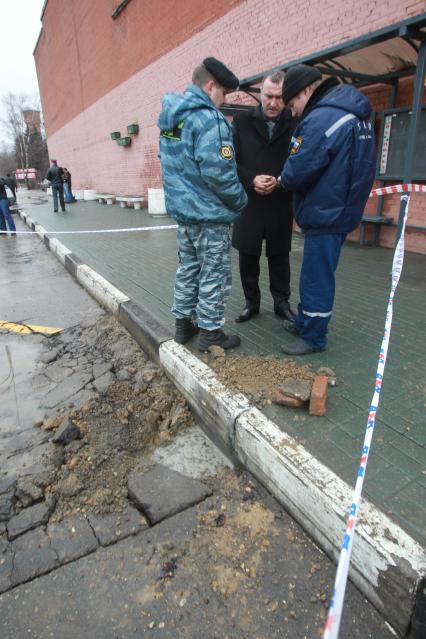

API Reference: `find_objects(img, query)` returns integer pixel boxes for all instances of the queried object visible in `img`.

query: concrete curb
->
[119,300,173,363]
[18,209,425,635]
[77,265,130,316]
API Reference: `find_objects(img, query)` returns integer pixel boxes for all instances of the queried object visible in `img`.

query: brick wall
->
[35,0,244,138]
[38,0,426,253]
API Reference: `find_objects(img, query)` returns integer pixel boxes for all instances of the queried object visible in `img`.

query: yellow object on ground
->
[0,321,63,336]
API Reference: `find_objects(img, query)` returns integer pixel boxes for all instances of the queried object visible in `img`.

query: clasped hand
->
[253,174,277,195]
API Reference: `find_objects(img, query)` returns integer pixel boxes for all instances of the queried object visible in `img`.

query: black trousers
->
[52,184,65,212]
[239,251,291,309]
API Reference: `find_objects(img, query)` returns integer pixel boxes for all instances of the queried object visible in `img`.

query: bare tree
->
[1,92,47,188]
[0,142,15,176]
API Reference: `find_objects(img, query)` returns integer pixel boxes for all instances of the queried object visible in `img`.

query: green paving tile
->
[391,435,426,465]
[374,408,411,434]
[20,196,426,543]
[368,420,400,445]
[324,395,365,427]
[363,466,413,501]
[327,426,360,456]
[387,482,426,540]
[415,471,426,490]
[374,443,425,480]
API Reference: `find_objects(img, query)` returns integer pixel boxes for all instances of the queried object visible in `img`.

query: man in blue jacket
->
[280,65,376,355]
[158,58,248,352]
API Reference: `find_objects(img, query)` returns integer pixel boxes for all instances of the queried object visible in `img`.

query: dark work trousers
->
[294,233,346,350]
[238,251,290,309]
[52,184,65,212]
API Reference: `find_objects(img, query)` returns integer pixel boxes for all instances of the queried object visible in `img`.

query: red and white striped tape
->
[322,190,415,639]
[369,183,426,197]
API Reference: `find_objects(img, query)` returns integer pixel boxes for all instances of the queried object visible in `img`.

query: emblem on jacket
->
[219,145,234,160]
[290,136,302,155]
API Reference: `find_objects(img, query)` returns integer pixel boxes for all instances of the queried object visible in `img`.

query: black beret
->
[282,65,322,104]
[202,57,239,90]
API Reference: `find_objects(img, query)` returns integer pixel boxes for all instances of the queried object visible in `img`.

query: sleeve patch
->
[290,136,302,155]
[219,145,234,160]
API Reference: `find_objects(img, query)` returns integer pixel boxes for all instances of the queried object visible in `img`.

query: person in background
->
[45,159,66,213]
[0,177,17,237]
[5,173,17,201]
[280,65,376,355]
[63,168,76,203]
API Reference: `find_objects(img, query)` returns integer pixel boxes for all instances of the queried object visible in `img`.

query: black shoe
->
[235,304,259,323]
[199,329,241,352]
[54,210,58,212]
[281,337,325,356]
[275,302,296,322]
[174,318,199,344]
[284,322,299,335]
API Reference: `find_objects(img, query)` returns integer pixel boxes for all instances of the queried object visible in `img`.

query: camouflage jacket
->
[158,84,247,225]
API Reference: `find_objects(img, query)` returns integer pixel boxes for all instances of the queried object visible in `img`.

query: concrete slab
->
[7,500,54,540]
[88,505,148,546]
[47,514,98,563]
[42,370,93,409]
[127,464,211,524]
[0,486,395,639]
[10,527,58,587]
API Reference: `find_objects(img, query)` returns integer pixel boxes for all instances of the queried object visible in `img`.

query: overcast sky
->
[0,0,45,142]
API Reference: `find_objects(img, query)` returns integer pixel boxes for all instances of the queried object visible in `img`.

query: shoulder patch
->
[290,136,302,155]
[160,120,185,141]
[219,144,234,160]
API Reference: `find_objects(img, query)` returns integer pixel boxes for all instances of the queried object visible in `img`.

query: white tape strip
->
[323,194,411,639]
[0,224,178,235]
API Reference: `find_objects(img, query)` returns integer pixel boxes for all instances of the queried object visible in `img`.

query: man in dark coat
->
[46,159,66,213]
[232,71,297,323]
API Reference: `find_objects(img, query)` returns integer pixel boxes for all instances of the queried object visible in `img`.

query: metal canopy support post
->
[373,80,399,246]
[394,40,426,246]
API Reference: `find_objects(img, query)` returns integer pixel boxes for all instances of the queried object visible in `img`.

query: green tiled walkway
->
[20,194,426,544]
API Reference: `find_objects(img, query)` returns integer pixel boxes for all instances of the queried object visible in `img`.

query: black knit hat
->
[202,57,239,90]
[282,65,322,104]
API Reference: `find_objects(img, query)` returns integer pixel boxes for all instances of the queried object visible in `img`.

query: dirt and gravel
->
[29,316,194,522]
[209,352,315,406]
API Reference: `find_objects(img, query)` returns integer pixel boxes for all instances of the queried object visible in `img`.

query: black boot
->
[174,318,199,344]
[198,328,240,352]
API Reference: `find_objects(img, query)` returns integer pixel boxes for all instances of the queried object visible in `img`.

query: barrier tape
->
[0,183,424,235]
[0,224,178,235]
[322,192,411,639]
[369,183,426,197]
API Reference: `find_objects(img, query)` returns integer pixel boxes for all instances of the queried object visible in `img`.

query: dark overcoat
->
[232,105,296,256]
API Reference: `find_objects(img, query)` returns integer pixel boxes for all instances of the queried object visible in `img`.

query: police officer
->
[158,57,247,352]
[280,65,376,354]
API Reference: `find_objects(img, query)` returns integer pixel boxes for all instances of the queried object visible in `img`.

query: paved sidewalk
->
[16,192,426,545]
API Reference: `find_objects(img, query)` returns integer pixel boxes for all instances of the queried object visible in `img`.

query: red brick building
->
[34,0,426,252]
